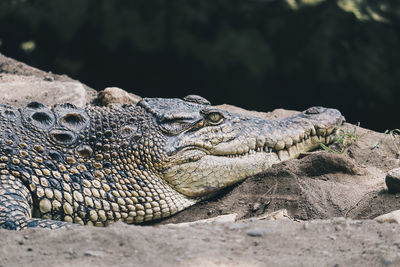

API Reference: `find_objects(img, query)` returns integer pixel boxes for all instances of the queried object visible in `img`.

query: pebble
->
[385,168,400,193]
[381,257,393,265]
[246,229,264,237]
[375,210,400,224]
[97,87,142,106]
[83,250,105,258]
[43,75,54,81]
[246,228,274,237]
[251,202,261,211]
[335,225,343,232]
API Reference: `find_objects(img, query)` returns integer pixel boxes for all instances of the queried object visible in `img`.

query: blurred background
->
[0,0,399,131]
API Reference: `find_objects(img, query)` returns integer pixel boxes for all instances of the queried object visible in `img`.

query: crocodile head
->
[137,95,345,198]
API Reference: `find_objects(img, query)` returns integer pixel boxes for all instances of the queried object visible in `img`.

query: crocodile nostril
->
[305,106,323,115]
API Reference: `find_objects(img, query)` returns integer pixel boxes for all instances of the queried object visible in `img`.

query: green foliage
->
[319,124,363,153]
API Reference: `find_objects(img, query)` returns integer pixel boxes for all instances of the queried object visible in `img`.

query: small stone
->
[246,228,265,237]
[334,225,343,232]
[251,202,261,211]
[83,250,104,258]
[375,210,400,224]
[44,75,54,81]
[382,257,393,265]
[96,87,142,106]
[386,168,400,193]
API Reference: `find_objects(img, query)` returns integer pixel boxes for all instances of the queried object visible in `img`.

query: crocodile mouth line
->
[173,124,339,164]
[212,123,338,160]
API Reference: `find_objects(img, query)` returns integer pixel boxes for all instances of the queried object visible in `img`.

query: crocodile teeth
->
[311,135,319,143]
[256,136,265,148]
[275,140,285,151]
[311,127,317,136]
[326,128,334,136]
[223,125,335,159]
[288,146,297,157]
[277,150,290,161]
[317,128,326,136]
[284,138,293,149]
[263,146,273,153]
[292,135,300,144]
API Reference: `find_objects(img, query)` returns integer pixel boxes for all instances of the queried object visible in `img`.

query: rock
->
[382,257,393,265]
[246,228,274,237]
[0,75,86,107]
[83,250,105,258]
[375,210,400,224]
[385,168,400,193]
[0,52,97,106]
[246,228,265,237]
[96,87,142,106]
[167,213,238,227]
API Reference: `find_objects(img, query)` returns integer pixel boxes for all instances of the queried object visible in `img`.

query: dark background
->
[0,0,399,132]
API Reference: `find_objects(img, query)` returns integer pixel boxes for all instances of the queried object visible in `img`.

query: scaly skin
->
[0,95,344,230]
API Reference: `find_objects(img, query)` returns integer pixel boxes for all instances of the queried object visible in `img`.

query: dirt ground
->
[160,124,400,225]
[1,53,400,266]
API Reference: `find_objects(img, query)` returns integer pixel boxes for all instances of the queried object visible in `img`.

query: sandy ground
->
[1,218,400,267]
[1,53,400,266]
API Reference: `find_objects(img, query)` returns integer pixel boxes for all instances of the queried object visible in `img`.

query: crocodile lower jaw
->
[163,133,335,197]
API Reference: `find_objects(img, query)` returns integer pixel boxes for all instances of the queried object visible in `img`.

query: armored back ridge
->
[0,95,344,230]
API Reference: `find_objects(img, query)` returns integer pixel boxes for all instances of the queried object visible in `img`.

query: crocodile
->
[0,95,344,230]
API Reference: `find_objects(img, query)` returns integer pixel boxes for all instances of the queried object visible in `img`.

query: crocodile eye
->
[205,112,224,124]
